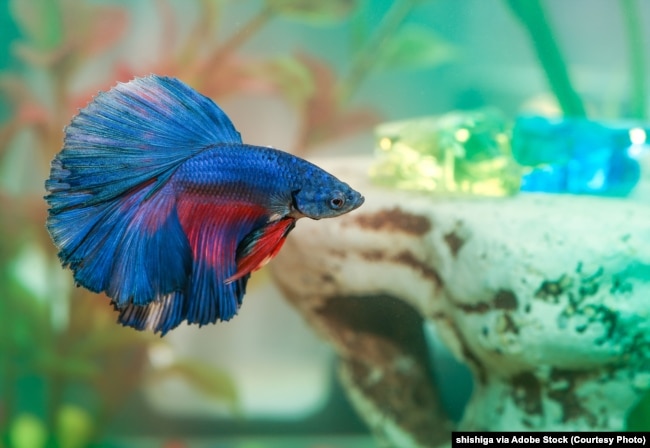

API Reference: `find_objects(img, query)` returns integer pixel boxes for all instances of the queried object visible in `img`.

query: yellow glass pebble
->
[369,108,522,196]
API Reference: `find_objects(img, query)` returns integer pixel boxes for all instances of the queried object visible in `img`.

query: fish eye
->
[329,192,346,210]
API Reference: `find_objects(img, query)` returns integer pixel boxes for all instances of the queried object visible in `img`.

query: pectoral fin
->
[227,218,296,283]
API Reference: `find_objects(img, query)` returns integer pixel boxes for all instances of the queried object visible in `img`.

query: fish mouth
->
[350,193,364,211]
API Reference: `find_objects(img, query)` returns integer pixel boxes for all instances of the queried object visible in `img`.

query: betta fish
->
[45,75,364,335]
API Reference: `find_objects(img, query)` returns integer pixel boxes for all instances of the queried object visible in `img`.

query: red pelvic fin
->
[226,217,296,283]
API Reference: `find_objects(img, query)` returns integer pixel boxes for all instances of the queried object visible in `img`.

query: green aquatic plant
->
[294,0,454,149]
[621,0,647,120]
[339,0,437,100]
[628,390,650,431]
[0,0,456,444]
[504,0,586,118]
[0,241,240,447]
[504,0,647,121]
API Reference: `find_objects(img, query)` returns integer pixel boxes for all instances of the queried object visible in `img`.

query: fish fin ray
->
[226,218,296,283]
[177,198,265,325]
[45,75,242,308]
[50,182,192,306]
[45,75,241,212]
[116,292,186,336]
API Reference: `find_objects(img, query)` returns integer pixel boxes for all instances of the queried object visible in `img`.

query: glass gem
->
[369,108,522,196]
[513,116,646,196]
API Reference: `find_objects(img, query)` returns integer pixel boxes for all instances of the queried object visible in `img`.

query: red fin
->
[226,218,296,283]
[176,197,268,323]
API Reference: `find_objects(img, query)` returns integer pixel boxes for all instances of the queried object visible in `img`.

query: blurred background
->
[1,0,648,447]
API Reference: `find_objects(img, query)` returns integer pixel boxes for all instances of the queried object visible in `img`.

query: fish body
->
[45,75,363,335]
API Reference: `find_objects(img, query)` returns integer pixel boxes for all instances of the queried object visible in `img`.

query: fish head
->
[290,171,364,220]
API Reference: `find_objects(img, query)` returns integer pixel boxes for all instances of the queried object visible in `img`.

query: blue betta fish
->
[45,75,364,335]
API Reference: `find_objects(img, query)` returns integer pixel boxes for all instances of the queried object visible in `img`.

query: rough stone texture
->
[271,156,650,445]
[315,294,450,448]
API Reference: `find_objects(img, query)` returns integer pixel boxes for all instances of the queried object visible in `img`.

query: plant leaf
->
[628,389,650,430]
[79,6,129,57]
[9,0,63,50]
[71,326,160,357]
[55,404,95,448]
[33,352,100,380]
[348,8,369,54]
[249,55,316,108]
[375,24,456,71]
[1,267,53,352]
[267,0,360,24]
[152,359,239,411]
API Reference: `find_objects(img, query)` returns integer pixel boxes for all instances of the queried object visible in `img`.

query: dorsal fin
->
[46,75,241,211]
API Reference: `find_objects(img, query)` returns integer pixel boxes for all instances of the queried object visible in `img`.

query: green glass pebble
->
[369,108,522,196]
[9,414,47,448]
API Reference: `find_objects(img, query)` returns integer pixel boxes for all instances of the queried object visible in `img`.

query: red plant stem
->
[196,5,275,88]
[177,0,217,66]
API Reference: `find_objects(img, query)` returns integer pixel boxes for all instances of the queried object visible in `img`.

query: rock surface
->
[271,156,650,446]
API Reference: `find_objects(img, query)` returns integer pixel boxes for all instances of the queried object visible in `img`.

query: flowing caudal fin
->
[117,202,293,334]
[116,194,270,335]
[116,291,187,335]
[45,75,242,320]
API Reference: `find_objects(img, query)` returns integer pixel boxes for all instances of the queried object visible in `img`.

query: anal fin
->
[176,198,267,325]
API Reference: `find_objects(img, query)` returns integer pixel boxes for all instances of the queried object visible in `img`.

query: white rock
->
[272,156,650,443]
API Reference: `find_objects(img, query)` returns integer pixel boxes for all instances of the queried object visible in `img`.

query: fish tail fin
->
[48,183,192,306]
[115,273,249,336]
[116,292,186,336]
[45,75,242,324]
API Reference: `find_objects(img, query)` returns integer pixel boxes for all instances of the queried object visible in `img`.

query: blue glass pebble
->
[512,116,646,196]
